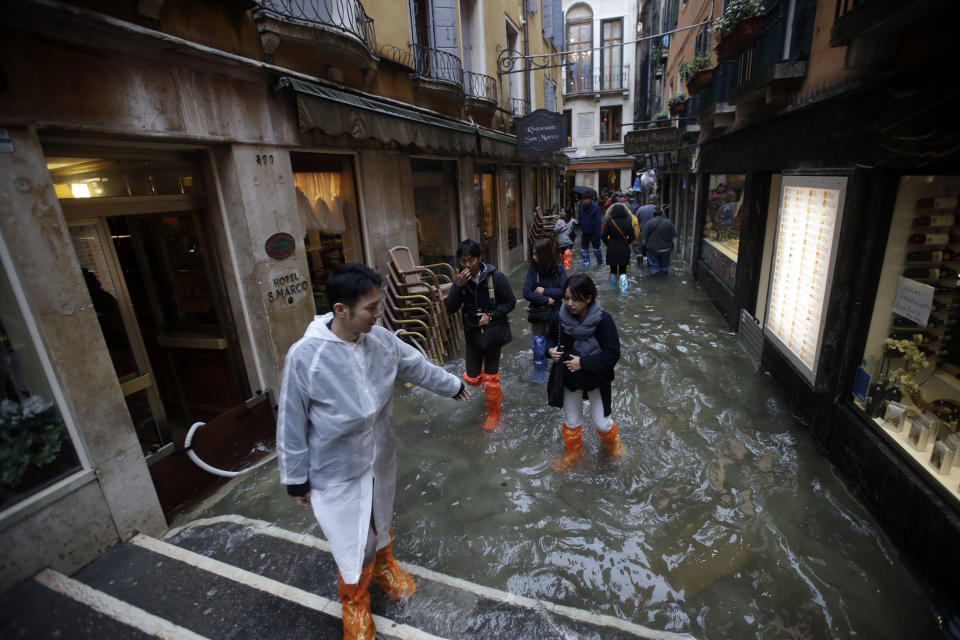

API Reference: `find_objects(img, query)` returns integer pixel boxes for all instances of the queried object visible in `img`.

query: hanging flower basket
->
[668,100,687,116]
[686,67,714,94]
[715,14,767,62]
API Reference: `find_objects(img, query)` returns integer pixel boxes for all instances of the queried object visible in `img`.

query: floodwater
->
[185,259,949,639]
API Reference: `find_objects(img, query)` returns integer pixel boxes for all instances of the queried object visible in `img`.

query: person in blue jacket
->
[546,274,624,470]
[523,238,567,383]
[576,195,603,268]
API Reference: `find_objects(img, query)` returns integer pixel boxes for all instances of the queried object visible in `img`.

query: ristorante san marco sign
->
[516,109,567,155]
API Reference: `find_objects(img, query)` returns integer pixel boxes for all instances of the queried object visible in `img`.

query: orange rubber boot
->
[597,421,625,458]
[372,532,416,599]
[481,373,502,431]
[338,562,376,640]
[552,424,583,471]
[563,248,573,270]
[463,371,483,387]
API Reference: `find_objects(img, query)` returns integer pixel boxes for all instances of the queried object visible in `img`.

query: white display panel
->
[764,176,848,385]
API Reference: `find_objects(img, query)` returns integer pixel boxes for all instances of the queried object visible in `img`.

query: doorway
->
[474,165,498,264]
[51,153,248,459]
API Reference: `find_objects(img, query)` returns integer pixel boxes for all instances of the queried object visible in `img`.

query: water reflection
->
[189,261,944,639]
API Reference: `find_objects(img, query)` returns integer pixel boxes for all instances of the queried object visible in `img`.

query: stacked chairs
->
[527,205,560,253]
[382,246,462,363]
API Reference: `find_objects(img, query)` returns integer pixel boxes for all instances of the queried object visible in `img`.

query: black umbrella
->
[571,185,597,199]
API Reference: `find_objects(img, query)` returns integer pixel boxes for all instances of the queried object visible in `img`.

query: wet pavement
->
[183,257,948,639]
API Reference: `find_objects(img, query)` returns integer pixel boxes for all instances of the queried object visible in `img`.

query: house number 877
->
[256,154,274,165]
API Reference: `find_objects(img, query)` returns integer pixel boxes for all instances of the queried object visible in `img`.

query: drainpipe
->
[522,12,530,111]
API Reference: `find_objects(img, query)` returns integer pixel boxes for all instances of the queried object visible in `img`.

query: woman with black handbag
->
[445,239,517,430]
[522,238,567,384]
[546,274,623,470]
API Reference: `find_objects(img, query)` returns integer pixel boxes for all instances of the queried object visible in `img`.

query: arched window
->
[565,5,593,94]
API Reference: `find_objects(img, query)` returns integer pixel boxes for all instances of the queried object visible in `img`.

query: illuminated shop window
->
[700,173,745,290]
[854,176,960,502]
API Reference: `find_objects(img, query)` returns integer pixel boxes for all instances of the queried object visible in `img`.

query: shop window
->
[411,159,460,266]
[48,157,199,199]
[292,153,364,314]
[701,173,746,290]
[853,175,960,501]
[0,252,81,511]
[504,167,522,250]
[599,106,622,144]
[474,166,498,261]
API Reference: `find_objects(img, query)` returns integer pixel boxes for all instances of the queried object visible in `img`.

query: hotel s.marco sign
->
[764,176,848,386]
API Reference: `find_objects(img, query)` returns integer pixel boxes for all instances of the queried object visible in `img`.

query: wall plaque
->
[265,232,295,259]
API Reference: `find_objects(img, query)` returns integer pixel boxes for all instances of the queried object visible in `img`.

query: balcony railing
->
[410,43,463,88]
[729,0,816,95]
[463,71,497,103]
[253,0,377,54]
[500,97,530,119]
[563,66,630,95]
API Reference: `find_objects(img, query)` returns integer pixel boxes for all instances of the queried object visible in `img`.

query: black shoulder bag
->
[546,319,565,408]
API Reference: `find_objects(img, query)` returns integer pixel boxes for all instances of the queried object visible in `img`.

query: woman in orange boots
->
[546,274,623,469]
[445,239,516,430]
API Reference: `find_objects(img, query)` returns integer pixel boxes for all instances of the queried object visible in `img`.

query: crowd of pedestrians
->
[275,185,676,639]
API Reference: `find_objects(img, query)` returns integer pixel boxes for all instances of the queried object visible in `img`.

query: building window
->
[700,173,745,290]
[565,19,592,94]
[600,19,622,90]
[563,109,572,147]
[0,251,81,511]
[599,106,622,143]
[851,175,960,503]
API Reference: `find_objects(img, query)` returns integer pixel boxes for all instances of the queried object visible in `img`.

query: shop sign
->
[516,110,567,155]
[892,276,934,327]
[624,128,679,155]
[267,271,310,305]
[265,232,295,259]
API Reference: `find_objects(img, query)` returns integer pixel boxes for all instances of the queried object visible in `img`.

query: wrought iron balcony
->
[501,97,530,119]
[831,0,944,47]
[727,0,816,103]
[253,0,377,55]
[563,66,630,95]
[463,71,497,103]
[410,43,463,88]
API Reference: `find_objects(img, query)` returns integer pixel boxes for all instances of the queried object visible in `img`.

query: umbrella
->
[571,185,597,199]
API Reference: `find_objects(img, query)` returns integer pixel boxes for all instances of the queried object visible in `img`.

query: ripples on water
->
[197,261,945,639]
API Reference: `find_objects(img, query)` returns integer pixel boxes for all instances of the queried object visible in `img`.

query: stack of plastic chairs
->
[381,246,462,363]
[527,205,560,253]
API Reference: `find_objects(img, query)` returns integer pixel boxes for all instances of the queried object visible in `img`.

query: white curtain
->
[295,172,346,234]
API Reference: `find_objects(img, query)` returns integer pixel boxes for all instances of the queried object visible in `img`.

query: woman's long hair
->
[530,237,559,273]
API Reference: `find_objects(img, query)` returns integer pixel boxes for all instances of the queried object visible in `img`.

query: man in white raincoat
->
[277,263,469,640]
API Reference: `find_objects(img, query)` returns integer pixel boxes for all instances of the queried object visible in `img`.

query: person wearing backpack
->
[641,205,677,275]
[445,239,517,430]
[601,203,636,292]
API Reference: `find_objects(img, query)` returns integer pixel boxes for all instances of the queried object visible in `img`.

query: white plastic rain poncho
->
[277,312,461,583]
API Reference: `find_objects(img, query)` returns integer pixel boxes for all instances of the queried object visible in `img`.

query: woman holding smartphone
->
[546,274,623,469]
[444,239,517,431]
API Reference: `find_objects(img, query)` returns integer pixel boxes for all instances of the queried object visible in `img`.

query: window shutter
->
[544,78,556,111]
[553,0,563,51]
[542,0,553,43]
[431,0,459,58]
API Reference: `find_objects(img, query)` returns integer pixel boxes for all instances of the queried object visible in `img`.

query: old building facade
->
[0,0,567,591]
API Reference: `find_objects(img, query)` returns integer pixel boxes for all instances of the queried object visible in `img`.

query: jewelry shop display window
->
[701,173,746,290]
[853,175,960,502]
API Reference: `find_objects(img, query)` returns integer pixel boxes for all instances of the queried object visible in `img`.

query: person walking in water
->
[576,194,603,268]
[547,274,624,470]
[445,239,516,430]
[641,205,677,275]
[601,202,636,292]
[554,209,575,270]
[523,238,567,384]
[277,264,470,640]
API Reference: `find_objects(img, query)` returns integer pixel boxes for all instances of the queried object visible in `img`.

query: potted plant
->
[653,109,670,127]
[668,93,688,116]
[712,0,766,62]
[684,51,714,94]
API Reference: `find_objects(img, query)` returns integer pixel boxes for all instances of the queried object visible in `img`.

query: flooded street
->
[187,260,945,639]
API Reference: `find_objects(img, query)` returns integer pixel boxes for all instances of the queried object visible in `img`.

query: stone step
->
[0,514,696,640]
[165,515,694,640]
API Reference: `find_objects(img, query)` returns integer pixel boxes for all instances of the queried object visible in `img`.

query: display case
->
[855,175,960,502]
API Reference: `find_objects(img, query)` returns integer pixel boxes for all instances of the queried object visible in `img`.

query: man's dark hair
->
[456,239,483,259]
[327,263,382,309]
[564,273,598,303]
